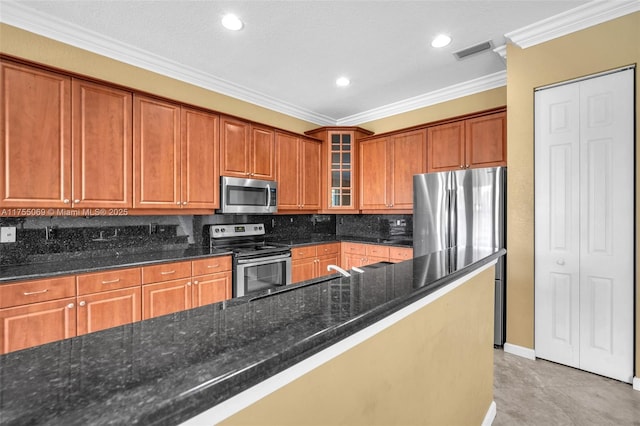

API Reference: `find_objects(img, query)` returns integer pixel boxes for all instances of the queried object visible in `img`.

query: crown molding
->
[505,0,640,49]
[336,71,507,126]
[0,1,336,126]
[493,44,507,60]
[5,1,631,127]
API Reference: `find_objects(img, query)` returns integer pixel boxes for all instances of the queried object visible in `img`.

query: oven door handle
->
[236,253,291,265]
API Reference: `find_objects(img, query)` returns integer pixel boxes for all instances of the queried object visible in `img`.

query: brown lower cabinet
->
[291,243,340,283]
[0,255,232,354]
[76,267,142,335]
[141,259,232,320]
[142,277,193,320]
[341,242,413,270]
[0,297,77,355]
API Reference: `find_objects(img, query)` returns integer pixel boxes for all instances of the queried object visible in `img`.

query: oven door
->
[235,253,292,297]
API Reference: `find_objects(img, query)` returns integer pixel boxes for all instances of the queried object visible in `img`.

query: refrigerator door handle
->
[448,172,457,249]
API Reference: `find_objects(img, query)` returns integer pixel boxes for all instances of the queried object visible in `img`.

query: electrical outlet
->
[0,226,17,243]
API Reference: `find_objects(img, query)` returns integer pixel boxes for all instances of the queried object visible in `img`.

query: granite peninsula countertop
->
[0,237,412,284]
[0,246,504,426]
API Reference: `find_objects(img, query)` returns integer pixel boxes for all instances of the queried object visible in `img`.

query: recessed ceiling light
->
[222,14,243,31]
[336,76,350,87]
[431,34,452,48]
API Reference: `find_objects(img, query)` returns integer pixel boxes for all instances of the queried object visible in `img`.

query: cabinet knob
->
[176,202,181,205]
[182,201,187,206]
[63,199,70,204]
[67,303,74,309]
[557,259,565,266]
[187,281,192,286]
[466,164,470,169]
[193,280,199,285]
[74,199,80,204]
[459,165,464,169]
[79,301,86,307]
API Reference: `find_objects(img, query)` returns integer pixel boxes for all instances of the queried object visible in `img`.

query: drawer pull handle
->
[101,278,121,284]
[160,270,176,275]
[206,264,220,269]
[23,289,48,296]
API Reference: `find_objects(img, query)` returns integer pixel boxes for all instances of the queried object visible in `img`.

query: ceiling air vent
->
[453,40,493,60]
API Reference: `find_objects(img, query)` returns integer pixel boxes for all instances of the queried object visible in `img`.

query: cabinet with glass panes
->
[304,127,373,212]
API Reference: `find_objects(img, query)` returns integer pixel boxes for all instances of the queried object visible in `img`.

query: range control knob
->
[220,228,226,233]
[214,228,220,233]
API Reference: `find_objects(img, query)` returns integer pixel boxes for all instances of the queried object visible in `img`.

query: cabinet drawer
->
[192,256,232,276]
[366,245,390,258]
[0,276,76,309]
[292,246,317,260]
[316,243,340,256]
[142,261,191,284]
[342,243,366,256]
[389,247,413,261]
[76,267,141,295]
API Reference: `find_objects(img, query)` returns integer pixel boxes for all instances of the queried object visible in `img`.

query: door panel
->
[181,108,218,208]
[577,70,634,383]
[73,79,132,208]
[535,68,634,383]
[535,82,581,369]
[1,61,71,207]
[134,96,181,208]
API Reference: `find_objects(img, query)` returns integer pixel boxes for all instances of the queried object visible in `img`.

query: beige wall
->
[0,23,317,135]
[505,12,640,374]
[221,266,495,426]
[360,86,506,134]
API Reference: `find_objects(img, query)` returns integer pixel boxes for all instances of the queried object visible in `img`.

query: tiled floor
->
[493,349,640,425]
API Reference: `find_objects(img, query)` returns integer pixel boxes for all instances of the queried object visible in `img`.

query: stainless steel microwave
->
[220,176,278,214]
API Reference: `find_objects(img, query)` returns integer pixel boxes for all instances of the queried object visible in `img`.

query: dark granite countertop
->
[0,246,504,426]
[1,237,411,285]
[0,246,233,284]
[274,235,412,248]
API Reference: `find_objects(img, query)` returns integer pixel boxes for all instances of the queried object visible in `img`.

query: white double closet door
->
[534,68,634,383]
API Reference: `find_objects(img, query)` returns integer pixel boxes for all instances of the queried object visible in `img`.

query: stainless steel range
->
[206,223,291,297]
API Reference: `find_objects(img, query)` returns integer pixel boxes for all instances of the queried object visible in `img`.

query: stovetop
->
[206,223,290,258]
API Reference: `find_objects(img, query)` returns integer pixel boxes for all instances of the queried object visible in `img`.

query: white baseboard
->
[633,377,640,391]
[482,401,497,426]
[503,342,536,360]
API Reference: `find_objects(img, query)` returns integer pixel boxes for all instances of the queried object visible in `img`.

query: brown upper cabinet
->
[427,111,506,172]
[220,116,276,181]
[304,127,373,213]
[359,130,426,212]
[275,132,321,211]
[1,60,132,209]
[134,95,219,209]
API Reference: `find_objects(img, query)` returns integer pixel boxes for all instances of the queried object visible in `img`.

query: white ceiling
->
[1,1,636,125]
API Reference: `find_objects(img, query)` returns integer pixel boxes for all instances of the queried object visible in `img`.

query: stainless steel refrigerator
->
[413,167,506,346]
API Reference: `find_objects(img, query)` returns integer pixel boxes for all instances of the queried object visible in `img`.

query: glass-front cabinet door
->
[329,132,353,208]
[305,127,373,212]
